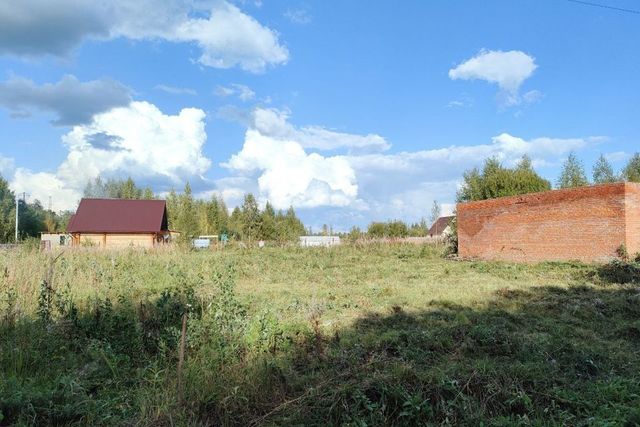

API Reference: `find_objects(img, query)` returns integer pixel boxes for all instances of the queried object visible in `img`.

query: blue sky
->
[0,0,638,229]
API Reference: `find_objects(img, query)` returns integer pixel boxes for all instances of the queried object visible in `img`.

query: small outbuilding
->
[428,216,454,238]
[40,232,72,250]
[67,198,173,248]
[299,235,341,247]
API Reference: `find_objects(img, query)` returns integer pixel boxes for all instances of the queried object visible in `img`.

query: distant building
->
[67,198,173,248]
[192,235,219,249]
[40,232,72,250]
[299,235,341,247]
[428,216,454,238]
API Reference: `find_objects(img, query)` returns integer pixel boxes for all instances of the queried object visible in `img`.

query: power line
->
[566,0,640,15]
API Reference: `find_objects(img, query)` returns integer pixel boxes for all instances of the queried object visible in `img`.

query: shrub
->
[598,259,640,284]
[444,215,458,255]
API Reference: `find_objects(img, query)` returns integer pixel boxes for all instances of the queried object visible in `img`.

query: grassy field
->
[1,244,640,426]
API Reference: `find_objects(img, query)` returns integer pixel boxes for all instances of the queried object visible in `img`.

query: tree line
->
[83,178,307,243]
[458,152,640,203]
[2,151,638,244]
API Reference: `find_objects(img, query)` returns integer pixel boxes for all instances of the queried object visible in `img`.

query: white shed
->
[299,236,341,247]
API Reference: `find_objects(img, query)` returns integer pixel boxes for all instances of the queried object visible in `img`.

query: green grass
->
[1,244,639,425]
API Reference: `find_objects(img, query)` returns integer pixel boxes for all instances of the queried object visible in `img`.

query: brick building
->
[457,182,640,262]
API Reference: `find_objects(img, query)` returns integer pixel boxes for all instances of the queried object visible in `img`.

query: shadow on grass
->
[596,259,640,284]
[2,280,640,426]
[247,283,640,426]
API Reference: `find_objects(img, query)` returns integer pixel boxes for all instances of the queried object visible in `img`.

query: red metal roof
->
[67,199,169,233]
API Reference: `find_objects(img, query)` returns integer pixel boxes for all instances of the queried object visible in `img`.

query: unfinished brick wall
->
[457,182,640,263]
[626,184,640,255]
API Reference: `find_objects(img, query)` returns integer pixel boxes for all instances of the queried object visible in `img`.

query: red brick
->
[457,182,640,262]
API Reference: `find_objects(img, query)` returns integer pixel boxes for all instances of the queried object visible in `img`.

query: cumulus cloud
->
[449,49,538,106]
[248,108,390,152]
[342,132,603,221]
[214,83,255,101]
[219,104,605,223]
[223,129,358,209]
[0,0,289,72]
[0,75,131,126]
[9,100,211,211]
[11,169,80,212]
[57,101,210,190]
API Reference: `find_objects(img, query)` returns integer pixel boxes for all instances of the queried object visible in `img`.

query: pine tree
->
[196,200,209,235]
[592,154,617,184]
[216,197,229,235]
[557,153,589,189]
[229,207,243,240]
[202,197,219,235]
[285,206,305,238]
[142,187,155,199]
[259,201,277,241]
[240,193,261,241]
[622,153,640,182]
[121,177,141,199]
[166,189,179,230]
[177,182,198,239]
[83,176,106,198]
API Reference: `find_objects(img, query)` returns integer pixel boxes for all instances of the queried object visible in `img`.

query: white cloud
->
[446,94,473,108]
[11,169,79,211]
[0,154,15,177]
[214,83,255,101]
[250,108,390,152]
[9,101,211,211]
[58,101,210,189]
[0,0,289,73]
[154,84,196,95]
[234,84,256,101]
[284,9,312,24]
[170,1,289,72]
[522,89,543,104]
[449,49,538,106]
[342,133,603,223]
[223,129,357,209]
[220,105,603,223]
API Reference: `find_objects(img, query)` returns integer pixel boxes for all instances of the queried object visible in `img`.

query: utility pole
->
[15,195,19,243]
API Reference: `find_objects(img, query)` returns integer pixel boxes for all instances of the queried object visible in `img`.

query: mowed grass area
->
[1,244,640,425]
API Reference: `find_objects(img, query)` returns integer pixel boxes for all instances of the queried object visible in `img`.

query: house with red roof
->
[428,215,454,238]
[67,198,175,248]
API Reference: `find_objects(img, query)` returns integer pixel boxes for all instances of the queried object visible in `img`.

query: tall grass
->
[1,244,639,425]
